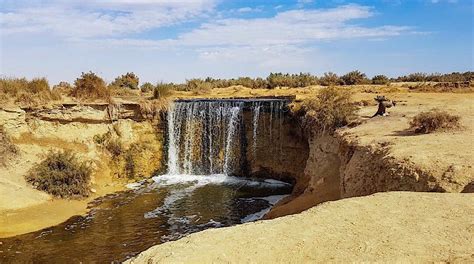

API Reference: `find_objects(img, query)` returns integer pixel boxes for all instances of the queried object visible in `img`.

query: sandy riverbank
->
[127,192,474,263]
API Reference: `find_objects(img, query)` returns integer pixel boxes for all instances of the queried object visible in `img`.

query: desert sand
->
[127,192,474,263]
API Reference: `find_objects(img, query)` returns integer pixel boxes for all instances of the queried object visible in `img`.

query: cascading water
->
[0,98,295,264]
[166,99,287,176]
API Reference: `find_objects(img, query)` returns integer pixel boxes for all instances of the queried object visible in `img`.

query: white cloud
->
[76,5,413,71]
[0,0,217,38]
[0,2,419,82]
[173,5,410,47]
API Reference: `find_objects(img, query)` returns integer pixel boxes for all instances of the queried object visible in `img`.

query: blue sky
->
[0,0,472,84]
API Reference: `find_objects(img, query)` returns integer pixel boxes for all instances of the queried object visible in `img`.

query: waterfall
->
[252,103,261,159]
[166,99,287,176]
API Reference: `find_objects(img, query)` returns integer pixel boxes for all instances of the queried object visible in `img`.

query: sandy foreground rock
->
[127,192,474,263]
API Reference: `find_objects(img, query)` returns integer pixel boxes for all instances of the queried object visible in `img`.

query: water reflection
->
[0,175,291,263]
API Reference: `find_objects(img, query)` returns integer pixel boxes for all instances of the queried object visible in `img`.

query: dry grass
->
[409,109,461,134]
[0,125,19,166]
[404,82,474,93]
[25,150,92,199]
[153,83,174,98]
[0,77,61,106]
[139,99,169,121]
[93,131,124,158]
[301,86,358,134]
[72,72,111,101]
[94,131,157,179]
[110,87,140,97]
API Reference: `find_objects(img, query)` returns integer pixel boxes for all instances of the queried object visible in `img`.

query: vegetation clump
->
[186,79,213,94]
[140,82,155,93]
[410,109,461,134]
[0,77,61,106]
[94,132,124,158]
[266,72,318,88]
[72,71,110,100]
[25,150,92,198]
[319,72,343,86]
[341,70,368,85]
[110,72,139,90]
[372,75,390,85]
[94,131,160,179]
[0,125,19,166]
[302,86,357,133]
[153,82,174,98]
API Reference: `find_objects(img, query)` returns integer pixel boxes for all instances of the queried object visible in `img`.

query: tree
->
[140,82,155,93]
[303,86,357,133]
[341,70,367,85]
[111,72,139,89]
[372,75,390,85]
[72,71,109,99]
[319,72,343,86]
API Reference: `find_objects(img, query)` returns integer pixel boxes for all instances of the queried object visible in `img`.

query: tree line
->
[3,70,472,102]
[121,71,473,92]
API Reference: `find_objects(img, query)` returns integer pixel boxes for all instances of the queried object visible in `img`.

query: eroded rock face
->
[0,104,167,211]
[243,111,309,184]
[267,130,474,219]
[0,107,29,137]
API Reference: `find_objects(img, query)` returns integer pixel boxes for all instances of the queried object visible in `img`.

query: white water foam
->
[240,194,288,223]
[125,182,144,190]
[143,174,290,219]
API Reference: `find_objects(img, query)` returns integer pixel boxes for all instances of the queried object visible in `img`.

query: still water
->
[0,174,291,263]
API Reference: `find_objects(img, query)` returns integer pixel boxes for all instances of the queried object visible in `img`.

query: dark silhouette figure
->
[372,95,396,117]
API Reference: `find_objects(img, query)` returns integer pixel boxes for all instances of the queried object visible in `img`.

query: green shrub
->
[341,70,368,85]
[72,72,110,100]
[110,72,139,90]
[303,86,357,133]
[266,72,318,88]
[319,72,343,86]
[25,150,92,198]
[372,75,390,85]
[140,82,155,93]
[153,82,174,98]
[185,79,212,94]
[0,125,19,166]
[410,109,461,133]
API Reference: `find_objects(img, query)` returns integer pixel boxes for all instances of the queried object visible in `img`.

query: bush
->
[320,72,343,86]
[185,79,212,94]
[139,99,168,121]
[72,72,110,100]
[266,72,318,88]
[372,75,390,85]
[0,125,19,166]
[409,109,461,133]
[105,138,124,158]
[110,72,139,90]
[0,77,60,106]
[93,131,112,145]
[396,72,428,82]
[25,150,92,198]
[153,82,174,98]
[140,82,155,93]
[341,70,368,85]
[303,86,357,133]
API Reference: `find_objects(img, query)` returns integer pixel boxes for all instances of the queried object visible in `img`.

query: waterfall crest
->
[166,99,287,176]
